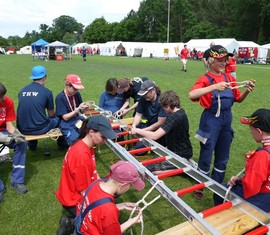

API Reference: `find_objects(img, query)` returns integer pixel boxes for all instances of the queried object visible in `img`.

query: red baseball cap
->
[64,74,84,90]
[110,161,145,191]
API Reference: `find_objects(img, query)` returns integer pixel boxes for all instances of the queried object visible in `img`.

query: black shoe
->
[57,215,74,235]
[28,140,37,151]
[184,69,187,72]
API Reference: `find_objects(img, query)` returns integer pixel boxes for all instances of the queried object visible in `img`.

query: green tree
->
[51,15,84,42]
[83,17,111,43]
[136,0,168,42]
[112,10,139,41]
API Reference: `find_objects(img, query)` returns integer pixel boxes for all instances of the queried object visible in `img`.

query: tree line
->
[1,0,269,50]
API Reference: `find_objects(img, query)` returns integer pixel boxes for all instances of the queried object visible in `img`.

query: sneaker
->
[10,182,28,194]
[57,215,74,235]
[0,189,5,203]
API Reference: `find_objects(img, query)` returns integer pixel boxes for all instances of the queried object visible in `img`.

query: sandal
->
[194,189,204,199]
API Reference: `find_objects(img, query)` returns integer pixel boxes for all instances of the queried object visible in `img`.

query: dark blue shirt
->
[136,95,167,125]
[17,82,54,133]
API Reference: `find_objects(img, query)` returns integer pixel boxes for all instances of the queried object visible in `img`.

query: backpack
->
[73,180,113,235]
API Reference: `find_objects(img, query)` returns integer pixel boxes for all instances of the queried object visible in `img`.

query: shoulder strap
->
[79,179,103,214]
[205,73,214,84]
[80,197,113,221]
[256,147,270,154]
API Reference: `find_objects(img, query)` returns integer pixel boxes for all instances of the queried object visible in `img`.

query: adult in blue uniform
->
[132,80,167,147]
[189,45,255,198]
[17,65,59,150]
[55,74,89,146]
[117,77,149,117]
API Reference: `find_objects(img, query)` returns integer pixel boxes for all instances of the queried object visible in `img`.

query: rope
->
[129,181,162,235]
[45,128,62,141]
[215,80,255,118]
[223,168,245,203]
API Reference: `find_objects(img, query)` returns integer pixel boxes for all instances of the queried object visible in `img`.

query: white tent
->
[19,45,32,54]
[186,38,239,54]
[45,41,71,60]
[72,42,91,54]
[238,41,268,63]
[99,41,123,56]
[261,43,270,49]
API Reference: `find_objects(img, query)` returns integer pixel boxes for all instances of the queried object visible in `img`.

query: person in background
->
[0,83,28,203]
[17,65,59,151]
[56,115,118,235]
[55,74,89,147]
[131,90,193,174]
[180,44,189,72]
[225,52,237,78]
[189,45,255,199]
[202,42,215,69]
[117,77,149,117]
[81,46,86,61]
[75,160,145,235]
[214,109,270,212]
[99,78,127,117]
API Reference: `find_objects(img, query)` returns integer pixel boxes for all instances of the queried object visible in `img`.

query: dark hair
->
[0,83,7,97]
[156,86,161,96]
[105,78,118,93]
[78,118,98,139]
[159,90,180,109]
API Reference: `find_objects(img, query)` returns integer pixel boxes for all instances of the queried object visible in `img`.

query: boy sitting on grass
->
[214,108,270,212]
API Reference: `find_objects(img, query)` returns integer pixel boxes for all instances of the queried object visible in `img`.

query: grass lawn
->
[0,54,270,234]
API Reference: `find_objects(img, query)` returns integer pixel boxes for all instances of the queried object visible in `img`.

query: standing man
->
[17,65,59,151]
[180,44,189,72]
[0,83,28,202]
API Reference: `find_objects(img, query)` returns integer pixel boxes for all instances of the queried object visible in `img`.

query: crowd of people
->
[1,43,270,235]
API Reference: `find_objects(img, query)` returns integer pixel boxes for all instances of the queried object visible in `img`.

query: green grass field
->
[0,54,270,235]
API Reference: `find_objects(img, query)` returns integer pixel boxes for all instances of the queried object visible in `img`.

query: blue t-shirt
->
[55,91,83,117]
[17,82,55,133]
[136,95,167,125]
[99,91,125,114]
[124,77,149,103]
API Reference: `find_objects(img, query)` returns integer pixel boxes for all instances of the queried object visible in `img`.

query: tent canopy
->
[31,39,48,52]
[45,40,71,60]
[46,40,69,47]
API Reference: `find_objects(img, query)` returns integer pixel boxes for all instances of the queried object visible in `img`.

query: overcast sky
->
[0,0,141,38]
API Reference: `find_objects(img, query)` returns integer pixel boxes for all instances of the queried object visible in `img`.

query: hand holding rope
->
[129,181,162,235]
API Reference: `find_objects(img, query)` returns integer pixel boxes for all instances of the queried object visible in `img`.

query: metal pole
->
[167,0,170,43]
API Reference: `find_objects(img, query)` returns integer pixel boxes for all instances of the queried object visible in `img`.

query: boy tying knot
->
[214,108,270,212]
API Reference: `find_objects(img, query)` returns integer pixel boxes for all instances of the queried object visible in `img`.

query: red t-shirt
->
[189,72,242,109]
[55,140,98,206]
[0,96,16,130]
[242,146,270,198]
[180,48,189,59]
[77,181,120,235]
[225,57,237,73]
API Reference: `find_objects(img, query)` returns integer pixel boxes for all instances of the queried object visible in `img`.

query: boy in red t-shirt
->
[214,109,270,212]
[76,160,145,235]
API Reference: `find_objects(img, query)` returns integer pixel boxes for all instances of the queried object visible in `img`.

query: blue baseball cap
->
[29,65,47,80]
